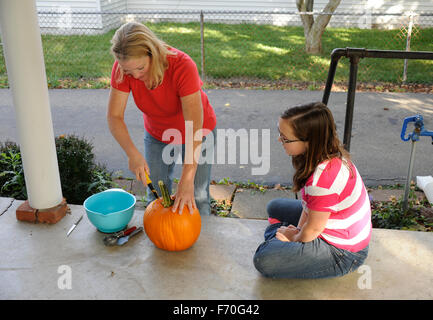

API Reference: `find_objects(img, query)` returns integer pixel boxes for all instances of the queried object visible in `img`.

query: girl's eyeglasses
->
[277,127,304,144]
[279,134,304,144]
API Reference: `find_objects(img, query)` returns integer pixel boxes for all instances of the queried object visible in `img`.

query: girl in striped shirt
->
[254,102,371,279]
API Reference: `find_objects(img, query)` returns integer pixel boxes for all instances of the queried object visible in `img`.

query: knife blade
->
[67,214,83,237]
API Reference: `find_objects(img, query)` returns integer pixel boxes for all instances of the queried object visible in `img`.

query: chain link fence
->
[0,10,432,88]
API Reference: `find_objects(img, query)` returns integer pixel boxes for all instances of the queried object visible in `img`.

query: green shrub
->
[0,135,118,204]
[0,141,26,200]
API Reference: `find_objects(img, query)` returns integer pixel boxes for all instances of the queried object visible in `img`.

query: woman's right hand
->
[128,152,150,185]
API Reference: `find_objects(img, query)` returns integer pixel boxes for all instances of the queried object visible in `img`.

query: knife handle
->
[123,226,137,236]
[144,171,152,184]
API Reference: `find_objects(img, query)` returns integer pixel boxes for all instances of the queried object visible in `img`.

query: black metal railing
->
[322,48,433,151]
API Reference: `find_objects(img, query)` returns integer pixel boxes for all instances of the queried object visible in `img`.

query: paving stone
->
[129,180,231,201]
[171,183,236,202]
[130,179,147,196]
[231,189,297,220]
[368,189,426,202]
[210,184,236,201]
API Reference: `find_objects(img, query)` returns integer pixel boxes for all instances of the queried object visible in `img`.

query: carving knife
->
[67,214,83,237]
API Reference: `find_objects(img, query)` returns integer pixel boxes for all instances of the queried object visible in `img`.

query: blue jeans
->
[143,128,215,215]
[253,198,369,279]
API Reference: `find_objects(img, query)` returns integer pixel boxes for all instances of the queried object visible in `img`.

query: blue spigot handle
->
[400,115,421,141]
[400,114,433,143]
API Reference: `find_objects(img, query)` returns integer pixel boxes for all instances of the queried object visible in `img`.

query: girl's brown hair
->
[281,102,351,192]
[110,22,176,90]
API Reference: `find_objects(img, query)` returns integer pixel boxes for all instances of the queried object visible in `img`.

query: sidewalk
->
[1,184,432,300]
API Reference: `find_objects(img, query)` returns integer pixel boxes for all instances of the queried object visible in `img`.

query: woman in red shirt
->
[108,22,217,215]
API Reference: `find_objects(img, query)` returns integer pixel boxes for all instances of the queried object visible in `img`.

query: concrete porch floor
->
[1,197,432,300]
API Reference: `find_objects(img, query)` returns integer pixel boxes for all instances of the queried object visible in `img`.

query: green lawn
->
[0,22,432,88]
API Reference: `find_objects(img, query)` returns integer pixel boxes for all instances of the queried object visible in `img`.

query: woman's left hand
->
[276,225,299,242]
[172,177,197,215]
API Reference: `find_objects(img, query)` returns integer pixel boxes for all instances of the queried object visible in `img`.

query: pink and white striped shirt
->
[301,157,372,252]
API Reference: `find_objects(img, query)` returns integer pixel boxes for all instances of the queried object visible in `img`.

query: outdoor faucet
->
[401,114,433,144]
[400,114,433,212]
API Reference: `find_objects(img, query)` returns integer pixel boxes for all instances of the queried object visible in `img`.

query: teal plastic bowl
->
[83,189,136,233]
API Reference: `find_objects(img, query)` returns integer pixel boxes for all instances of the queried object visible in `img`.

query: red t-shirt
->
[110,47,216,144]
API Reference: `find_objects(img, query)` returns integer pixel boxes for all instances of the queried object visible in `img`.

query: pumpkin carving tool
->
[117,227,143,245]
[103,226,137,246]
[144,171,159,200]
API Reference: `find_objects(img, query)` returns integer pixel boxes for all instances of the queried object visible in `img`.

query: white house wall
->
[126,0,432,13]
[126,0,432,28]
[100,0,127,32]
[35,0,433,34]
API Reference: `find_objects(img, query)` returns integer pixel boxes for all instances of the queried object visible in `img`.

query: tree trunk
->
[296,0,341,54]
[305,30,322,54]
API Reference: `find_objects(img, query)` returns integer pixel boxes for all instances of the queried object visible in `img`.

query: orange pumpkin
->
[143,181,201,251]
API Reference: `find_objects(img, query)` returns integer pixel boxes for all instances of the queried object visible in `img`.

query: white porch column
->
[0,0,63,209]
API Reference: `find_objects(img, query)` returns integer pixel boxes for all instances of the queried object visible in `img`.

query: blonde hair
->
[110,22,176,89]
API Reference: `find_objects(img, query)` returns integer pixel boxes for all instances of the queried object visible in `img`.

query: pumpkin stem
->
[158,180,174,208]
